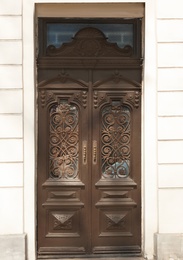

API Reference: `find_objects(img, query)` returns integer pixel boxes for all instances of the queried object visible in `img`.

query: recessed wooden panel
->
[46,209,81,238]
[99,209,133,237]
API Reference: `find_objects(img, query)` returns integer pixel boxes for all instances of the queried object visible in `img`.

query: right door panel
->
[91,88,141,254]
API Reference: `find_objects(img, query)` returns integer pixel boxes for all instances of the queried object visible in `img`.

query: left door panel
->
[37,87,90,257]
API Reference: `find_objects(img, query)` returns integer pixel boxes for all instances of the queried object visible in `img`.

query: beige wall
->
[0,0,23,235]
[0,0,183,259]
[157,0,183,233]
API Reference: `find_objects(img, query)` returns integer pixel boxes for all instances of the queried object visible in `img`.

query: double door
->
[37,68,141,258]
[37,25,142,258]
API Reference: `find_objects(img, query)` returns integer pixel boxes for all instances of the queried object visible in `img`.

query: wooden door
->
[37,25,142,258]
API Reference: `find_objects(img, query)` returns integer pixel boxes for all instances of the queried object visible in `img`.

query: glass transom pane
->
[47,23,133,48]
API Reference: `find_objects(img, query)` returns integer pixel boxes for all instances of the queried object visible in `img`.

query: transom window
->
[38,18,141,57]
[47,23,133,48]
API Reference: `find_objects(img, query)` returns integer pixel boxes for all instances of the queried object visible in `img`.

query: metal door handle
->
[93,141,97,164]
[83,141,87,165]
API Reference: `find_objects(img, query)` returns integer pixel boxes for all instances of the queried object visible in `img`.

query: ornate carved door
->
[37,23,142,258]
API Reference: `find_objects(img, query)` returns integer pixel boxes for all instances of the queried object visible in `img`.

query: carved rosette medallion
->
[49,101,79,179]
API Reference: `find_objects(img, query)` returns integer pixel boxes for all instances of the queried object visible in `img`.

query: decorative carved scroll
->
[101,102,131,179]
[46,27,133,58]
[49,101,79,179]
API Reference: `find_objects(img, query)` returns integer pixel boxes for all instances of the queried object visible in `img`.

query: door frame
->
[23,2,158,260]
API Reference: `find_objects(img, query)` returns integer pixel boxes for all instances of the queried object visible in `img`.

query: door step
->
[39,258,144,260]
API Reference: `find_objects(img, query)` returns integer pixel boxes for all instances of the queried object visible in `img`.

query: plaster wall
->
[0,0,23,237]
[157,0,183,234]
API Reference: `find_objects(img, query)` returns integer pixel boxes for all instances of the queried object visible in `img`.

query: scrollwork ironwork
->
[101,102,131,179]
[49,101,79,179]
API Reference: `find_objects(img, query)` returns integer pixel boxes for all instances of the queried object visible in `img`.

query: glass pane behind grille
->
[47,23,133,48]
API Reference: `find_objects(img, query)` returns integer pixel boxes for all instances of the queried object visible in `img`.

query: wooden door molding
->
[36,3,145,19]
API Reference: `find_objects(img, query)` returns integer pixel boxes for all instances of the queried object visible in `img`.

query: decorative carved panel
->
[46,209,81,238]
[52,213,74,230]
[106,212,127,225]
[93,90,140,109]
[40,90,87,108]
[98,210,133,238]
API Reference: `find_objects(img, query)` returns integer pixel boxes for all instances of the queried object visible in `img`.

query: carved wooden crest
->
[46,27,133,58]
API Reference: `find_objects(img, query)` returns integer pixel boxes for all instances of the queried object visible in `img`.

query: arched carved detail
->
[46,27,133,58]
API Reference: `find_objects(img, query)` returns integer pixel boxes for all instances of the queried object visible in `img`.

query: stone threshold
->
[40,258,144,260]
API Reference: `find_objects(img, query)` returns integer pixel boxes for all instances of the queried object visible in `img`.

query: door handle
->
[93,140,97,164]
[83,141,87,165]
